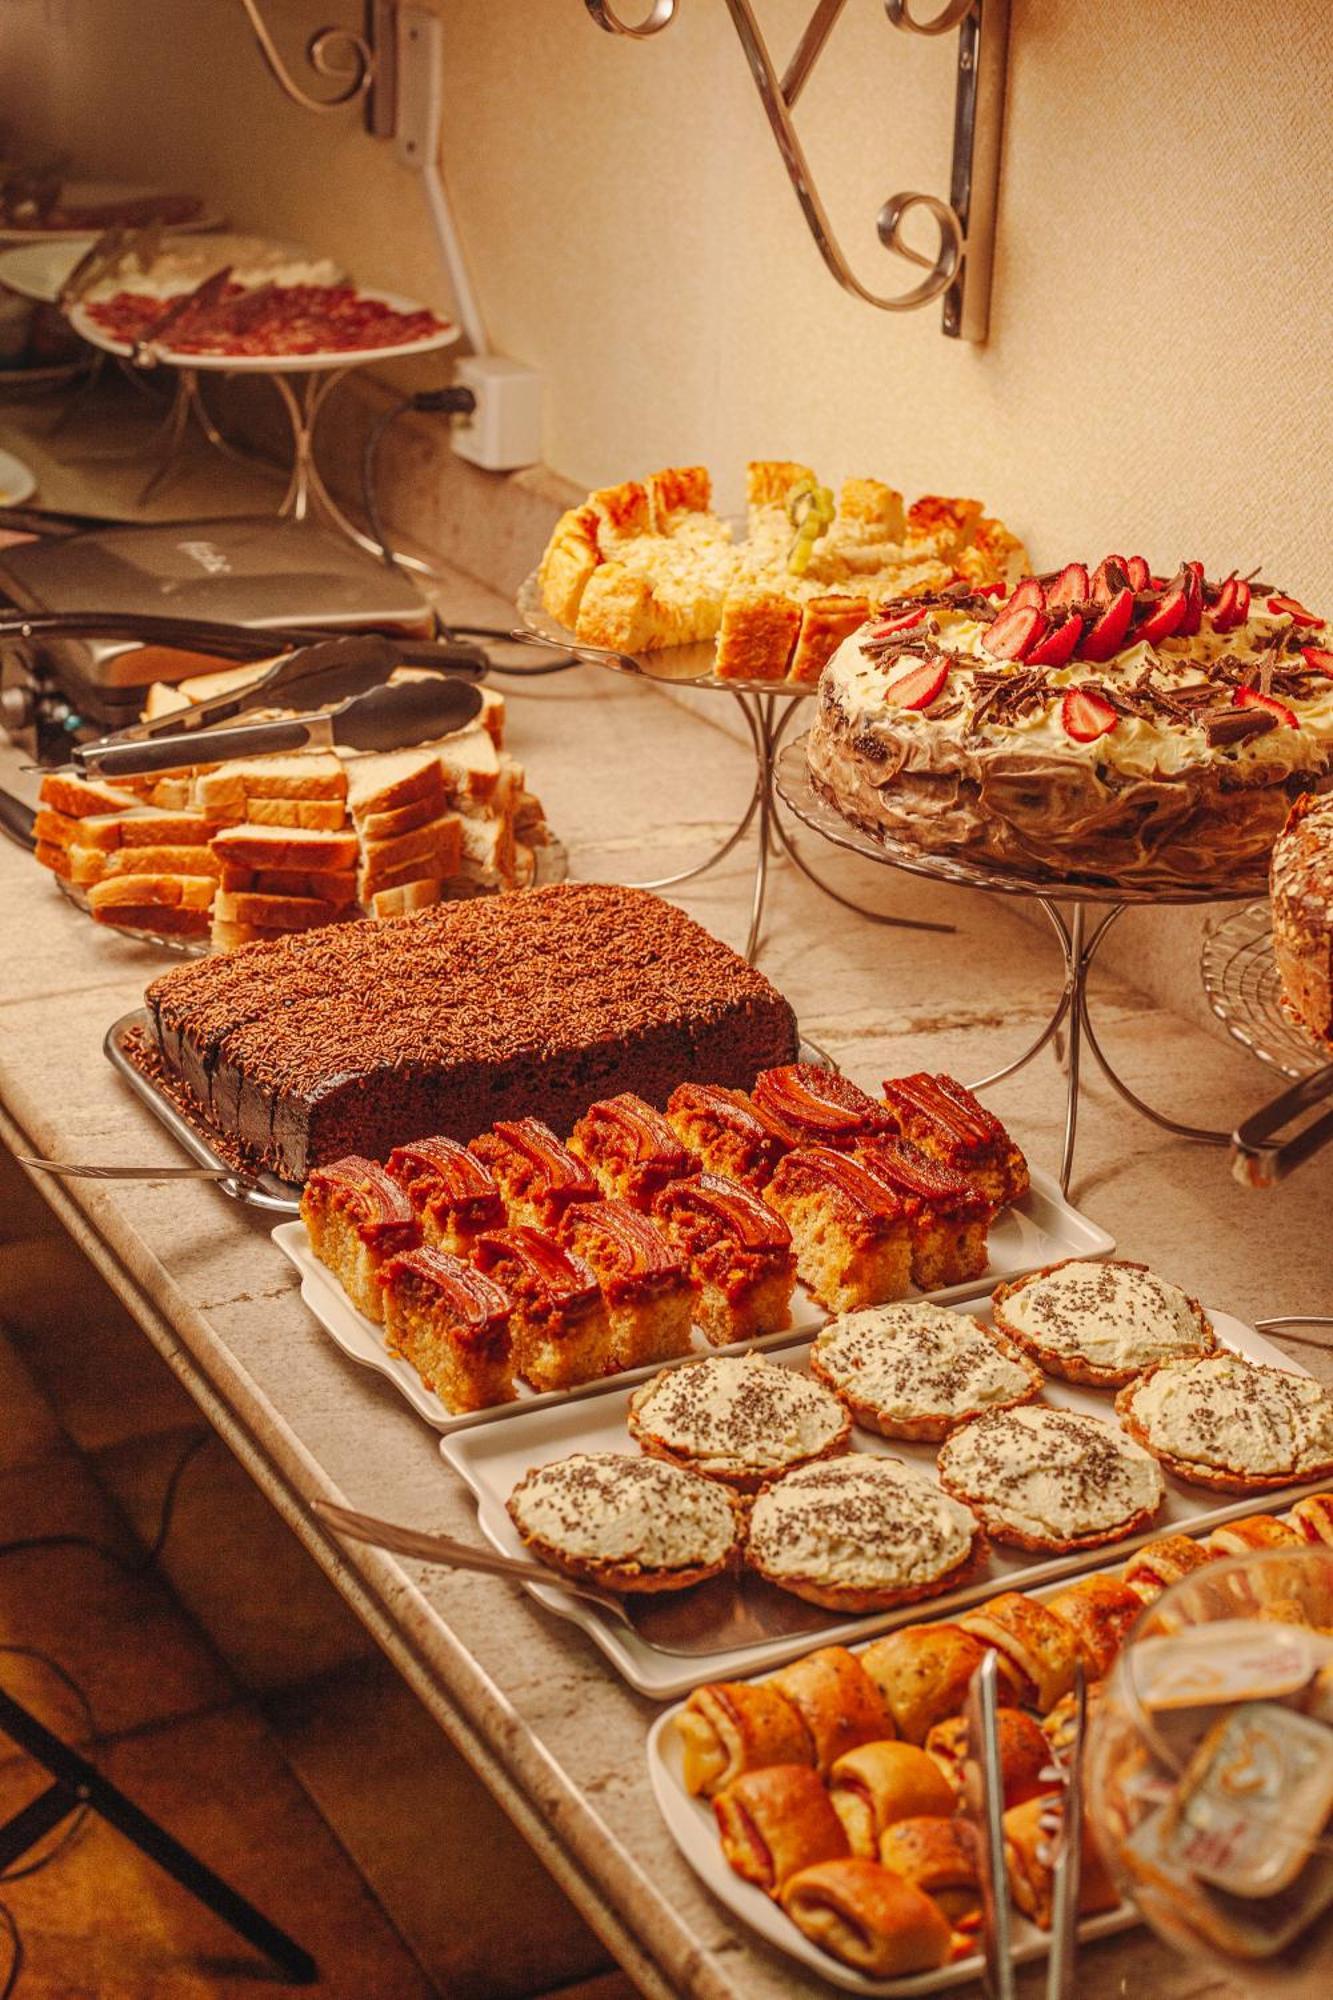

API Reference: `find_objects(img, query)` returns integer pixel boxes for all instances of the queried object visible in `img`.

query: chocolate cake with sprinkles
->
[144,883,799,1182]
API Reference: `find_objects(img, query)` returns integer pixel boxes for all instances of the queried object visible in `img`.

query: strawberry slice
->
[1210,577,1251,633]
[884,658,949,709]
[983,603,1047,660]
[1301,646,1333,674]
[866,606,928,640]
[1090,556,1131,603]
[1061,687,1118,742]
[1268,593,1324,628]
[1078,586,1134,662]
[1236,685,1297,728]
[1178,561,1205,637]
[1008,578,1047,612]
[1134,579,1189,644]
[1026,612,1084,666]
[1124,555,1151,591]
[1047,563,1090,609]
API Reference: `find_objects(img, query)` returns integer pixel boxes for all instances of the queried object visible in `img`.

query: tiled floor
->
[0,1160,636,1998]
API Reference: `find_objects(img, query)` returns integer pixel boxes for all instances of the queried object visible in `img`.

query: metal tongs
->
[1231,1063,1333,1186]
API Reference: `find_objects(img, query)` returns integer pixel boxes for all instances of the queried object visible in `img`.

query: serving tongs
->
[56,221,166,310]
[75,672,485,780]
[128,264,235,366]
[1231,1062,1333,1186]
[965,1651,1017,2000]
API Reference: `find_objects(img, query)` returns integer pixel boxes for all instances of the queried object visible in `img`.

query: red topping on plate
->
[884,658,949,709]
[1061,687,1118,743]
[1235,686,1298,728]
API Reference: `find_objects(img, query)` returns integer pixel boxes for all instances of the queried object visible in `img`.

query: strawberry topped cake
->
[807,558,1333,889]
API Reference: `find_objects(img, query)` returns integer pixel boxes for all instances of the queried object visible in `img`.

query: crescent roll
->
[827,1740,956,1856]
[878,1815,982,1925]
[859,1623,986,1744]
[674,1680,812,1797]
[780,1857,953,1976]
[766,1646,894,1775]
[713,1764,847,1894]
[1002,1794,1119,1930]
[957,1592,1079,1712]
[1043,1574,1144,1680]
[925,1707,1053,1811]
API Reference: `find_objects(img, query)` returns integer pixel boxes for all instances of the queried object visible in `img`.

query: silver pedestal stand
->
[514,578,954,965]
[775,734,1265,1196]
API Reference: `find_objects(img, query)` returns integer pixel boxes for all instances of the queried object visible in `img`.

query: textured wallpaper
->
[6,0,1333,595]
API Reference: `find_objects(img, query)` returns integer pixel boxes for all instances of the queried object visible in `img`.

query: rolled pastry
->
[878,1815,982,1925]
[1121,1533,1216,1602]
[1043,1574,1144,1680]
[780,1857,953,1976]
[859,1622,986,1744]
[674,1680,812,1797]
[713,1763,847,1894]
[925,1706,1053,1811]
[827,1740,956,1856]
[1042,1682,1104,1767]
[958,1592,1079,1712]
[1205,1514,1301,1557]
[766,1645,895,1775]
[1003,1794,1119,1930]
[1288,1493,1333,1545]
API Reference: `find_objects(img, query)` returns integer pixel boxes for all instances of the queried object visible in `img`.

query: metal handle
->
[0,786,36,853]
[17,1155,257,1186]
[310,1498,623,1613]
[1231,1062,1333,1187]
[77,713,324,778]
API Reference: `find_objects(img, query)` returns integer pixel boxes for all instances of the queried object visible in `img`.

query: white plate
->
[0,447,37,507]
[67,286,460,375]
[0,181,223,243]
[0,237,93,304]
[439,1311,1322,1697]
[645,1603,1142,1995]
[272,1166,1113,1434]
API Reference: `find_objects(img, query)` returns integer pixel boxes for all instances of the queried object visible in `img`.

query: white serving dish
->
[0,181,224,244]
[272,1165,1113,1436]
[0,447,36,507]
[68,285,459,374]
[438,1310,1323,1698]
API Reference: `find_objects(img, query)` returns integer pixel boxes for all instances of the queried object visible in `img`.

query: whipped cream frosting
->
[508,1451,737,1570]
[628,1354,846,1475]
[1000,1261,1207,1372]
[821,601,1333,783]
[747,1453,976,1590]
[1123,1354,1333,1478]
[814,1302,1036,1419]
[938,1406,1164,1541]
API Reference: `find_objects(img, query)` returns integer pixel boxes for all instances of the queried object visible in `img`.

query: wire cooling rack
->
[1200,901,1328,1080]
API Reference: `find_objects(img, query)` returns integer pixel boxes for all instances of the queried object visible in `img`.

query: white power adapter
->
[449,354,543,472]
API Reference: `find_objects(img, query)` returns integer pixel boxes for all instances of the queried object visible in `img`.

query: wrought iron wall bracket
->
[586,0,1009,340]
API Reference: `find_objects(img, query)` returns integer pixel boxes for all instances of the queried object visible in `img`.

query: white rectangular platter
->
[644,1592,1140,1998]
[439,1309,1323,1698]
[272,1166,1113,1435]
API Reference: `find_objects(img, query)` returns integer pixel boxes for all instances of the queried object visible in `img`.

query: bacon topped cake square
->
[469,1117,598,1232]
[568,1092,699,1210]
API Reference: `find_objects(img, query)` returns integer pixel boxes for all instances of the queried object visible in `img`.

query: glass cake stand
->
[774,733,1268,1196]
[515,575,954,963]
[1200,900,1333,1187]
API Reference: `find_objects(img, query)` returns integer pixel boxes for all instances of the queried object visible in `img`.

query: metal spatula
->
[73,675,486,780]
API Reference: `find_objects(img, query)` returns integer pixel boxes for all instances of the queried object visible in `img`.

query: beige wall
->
[5,0,1333,594]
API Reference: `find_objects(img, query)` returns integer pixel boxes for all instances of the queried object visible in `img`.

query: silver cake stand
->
[515,576,953,963]
[1200,901,1333,1186]
[775,733,1268,1196]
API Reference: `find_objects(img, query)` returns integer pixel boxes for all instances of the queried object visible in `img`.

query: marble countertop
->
[2,562,1329,2000]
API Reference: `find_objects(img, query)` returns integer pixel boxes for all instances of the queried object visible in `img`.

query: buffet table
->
[1,559,1329,2000]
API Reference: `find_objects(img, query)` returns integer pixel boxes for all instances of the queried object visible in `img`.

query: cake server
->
[73,674,486,779]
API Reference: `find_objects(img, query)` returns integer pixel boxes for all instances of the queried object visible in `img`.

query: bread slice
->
[33,807,81,848]
[101,844,221,879]
[34,838,73,879]
[345,749,444,821]
[478,686,506,748]
[93,902,211,937]
[457,815,515,891]
[714,590,802,682]
[149,777,194,809]
[211,823,360,871]
[219,862,357,902]
[242,796,348,830]
[119,810,215,847]
[38,772,142,819]
[370,879,441,919]
[788,596,871,686]
[355,791,444,844]
[436,728,500,805]
[213,890,352,932]
[194,752,347,813]
[358,813,462,879]
[87,873,216,912]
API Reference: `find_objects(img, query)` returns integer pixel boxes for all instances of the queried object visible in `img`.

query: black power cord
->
[360,390,584,679]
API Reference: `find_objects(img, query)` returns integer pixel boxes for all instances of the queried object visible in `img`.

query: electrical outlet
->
[450,356,543,471]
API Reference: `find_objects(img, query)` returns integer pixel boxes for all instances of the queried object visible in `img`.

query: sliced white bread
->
[69,843,222,887]
[213,890,353,932]
[369,879,441,919]
[344,748,444,821]
[242,797,348,830]
[87,874,216,912]
[193,752,347,813]
[354,792,444,844]
[34,839,72,879]
[38,772,143,819]
[211,823,360,871]
[356,816,462,902]
[218,862,357,902]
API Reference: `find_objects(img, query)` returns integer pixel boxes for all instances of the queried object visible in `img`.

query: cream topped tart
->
[627,1353,850,1491]
[810,1301,1042,1441]
[744,1453,984,1612]
[809,563,1333,891]
[1116,1353,1333,1494]
[991,1259,1214,1388]
[936,1406,1165,1552]
[506,1451,742,1593]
